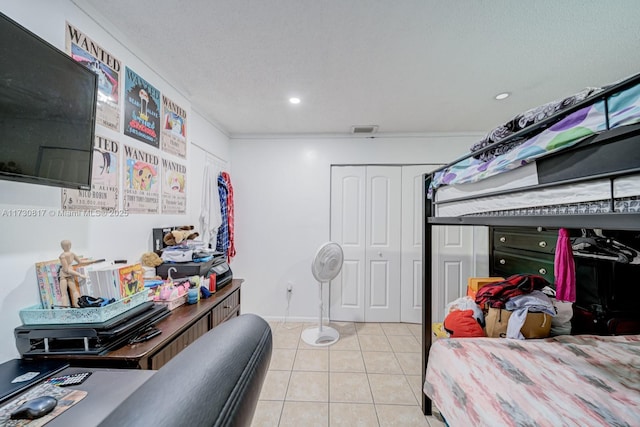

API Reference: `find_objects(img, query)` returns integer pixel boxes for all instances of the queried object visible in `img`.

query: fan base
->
[301,326,340,347]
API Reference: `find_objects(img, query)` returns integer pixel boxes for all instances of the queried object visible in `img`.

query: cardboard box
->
[485,307,552,339]
[467,277,503,300]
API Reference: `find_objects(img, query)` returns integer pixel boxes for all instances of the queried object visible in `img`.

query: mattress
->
[434,172,640,217]
[423,334,640,427]
[435,162,540,203]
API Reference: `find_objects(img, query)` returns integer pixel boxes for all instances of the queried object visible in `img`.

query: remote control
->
[46,372,92,387]
[129,327,162,344]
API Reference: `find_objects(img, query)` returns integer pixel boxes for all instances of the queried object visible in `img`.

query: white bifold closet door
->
[399,165,431,324]
[365,166,402,322]
[330,166,367,322]
[330,165,436,323]
[330,166,400,322]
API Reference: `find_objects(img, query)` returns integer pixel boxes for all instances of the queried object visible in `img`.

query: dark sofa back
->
[99,313,272,427]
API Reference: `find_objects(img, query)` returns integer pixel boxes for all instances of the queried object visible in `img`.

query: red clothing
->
[443,310,485,338]
[221,172,235,262]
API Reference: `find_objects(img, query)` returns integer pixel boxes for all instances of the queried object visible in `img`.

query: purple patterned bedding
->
[470,87,602,162]
[424,334,640,427]
[428,80,640,199]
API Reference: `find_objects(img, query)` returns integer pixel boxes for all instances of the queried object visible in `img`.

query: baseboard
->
[261,315,329,324]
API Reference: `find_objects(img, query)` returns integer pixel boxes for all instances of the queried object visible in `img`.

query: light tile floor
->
[251,321,447,427]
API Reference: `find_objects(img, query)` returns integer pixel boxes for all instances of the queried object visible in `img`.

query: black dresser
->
[490,226,557,284]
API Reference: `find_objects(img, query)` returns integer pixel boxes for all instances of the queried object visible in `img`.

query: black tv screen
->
[0,12,98,190]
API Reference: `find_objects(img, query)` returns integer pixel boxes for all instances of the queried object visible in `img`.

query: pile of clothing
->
[443,274,562,340]
[475,274,556,339]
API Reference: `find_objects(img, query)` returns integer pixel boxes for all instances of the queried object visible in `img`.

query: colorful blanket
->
[428,82,640,199]
[424,334,640,427]
[470,87,602,162]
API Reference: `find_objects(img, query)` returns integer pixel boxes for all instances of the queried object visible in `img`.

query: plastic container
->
[19,290,148,325]
[156,294,187,311]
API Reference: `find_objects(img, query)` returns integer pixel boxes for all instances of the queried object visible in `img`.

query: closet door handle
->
[378,251,383,257]
[539,268,547,275]
[499,259,506,265]
[538,241,547,248]
[499,237,506,243]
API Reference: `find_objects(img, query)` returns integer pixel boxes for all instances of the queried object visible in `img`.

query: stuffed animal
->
[432,322,450,339]
[163,225,199,246]
[141,251,163,267]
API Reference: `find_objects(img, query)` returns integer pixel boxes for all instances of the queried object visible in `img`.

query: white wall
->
[0,0,482,362]
[230,134,480,323]
[0,1,230,362]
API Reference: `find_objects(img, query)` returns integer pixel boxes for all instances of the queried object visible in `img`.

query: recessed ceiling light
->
[289,97,301,104]
[495,92,510,100]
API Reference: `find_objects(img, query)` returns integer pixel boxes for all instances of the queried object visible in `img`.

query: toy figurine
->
[58,240,87,307]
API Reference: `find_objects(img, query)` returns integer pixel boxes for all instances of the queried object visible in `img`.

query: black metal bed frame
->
[420,72,640,416]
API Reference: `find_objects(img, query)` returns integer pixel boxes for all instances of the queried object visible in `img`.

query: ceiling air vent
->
[351,125,378,135]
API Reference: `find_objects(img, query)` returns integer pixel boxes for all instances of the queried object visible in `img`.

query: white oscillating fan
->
[301,242,344,347]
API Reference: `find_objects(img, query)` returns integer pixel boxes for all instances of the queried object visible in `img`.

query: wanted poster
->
[124,67,161,147]
[161,158,187,214]
[123,144,160,214]
[160,95,187,158]
[65,22,121,131]
[62,135,119,211]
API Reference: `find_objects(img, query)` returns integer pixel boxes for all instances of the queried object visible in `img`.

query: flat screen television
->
[0,11,98,190]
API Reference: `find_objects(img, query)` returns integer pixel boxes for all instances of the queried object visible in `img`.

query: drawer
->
[211,289,240,328]
[149,314,210,370]
[493,228,557,255]
[492,250,555,284]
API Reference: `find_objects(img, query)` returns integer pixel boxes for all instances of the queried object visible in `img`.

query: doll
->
[58,240,87,307]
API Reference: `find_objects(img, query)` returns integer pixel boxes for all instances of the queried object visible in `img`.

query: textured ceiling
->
[74,0,640,136]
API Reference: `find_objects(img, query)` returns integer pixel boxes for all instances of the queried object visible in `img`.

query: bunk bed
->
[420,72,640,425]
